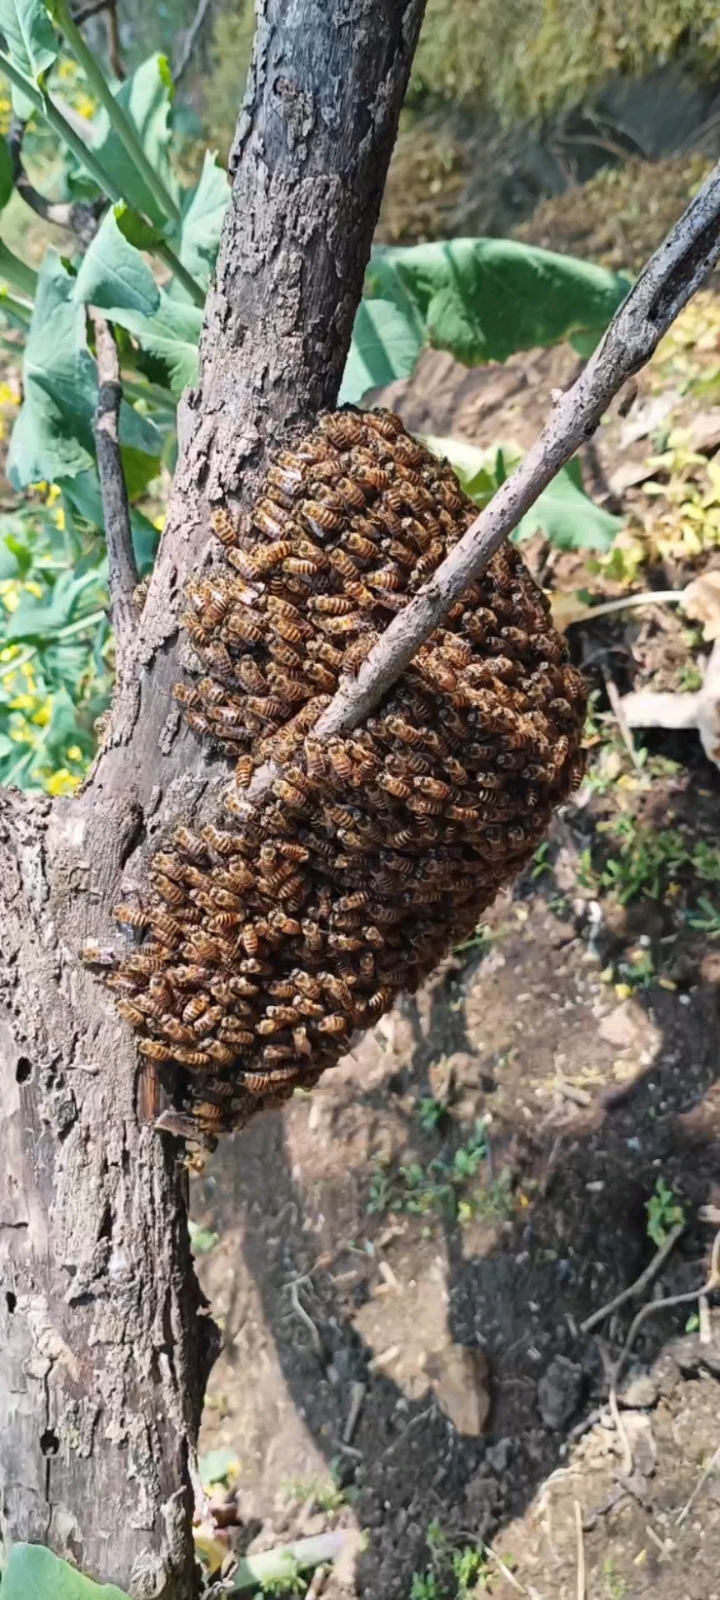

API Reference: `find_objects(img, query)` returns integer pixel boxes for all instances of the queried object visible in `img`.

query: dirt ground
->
[192,316,720,1600]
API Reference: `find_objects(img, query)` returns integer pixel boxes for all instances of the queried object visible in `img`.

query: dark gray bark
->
[0,3,426,1594]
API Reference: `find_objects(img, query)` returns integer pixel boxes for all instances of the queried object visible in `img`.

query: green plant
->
[584,815,720,907]
[411,1519,501,1599]
[417,1095,447,1133]
[687,895,720,937]
[0,1544,129,1597]
[368,1120,499,1223]
[646,1177,685,1247]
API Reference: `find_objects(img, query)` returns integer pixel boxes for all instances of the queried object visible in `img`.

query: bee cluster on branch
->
[95,409,586,1143]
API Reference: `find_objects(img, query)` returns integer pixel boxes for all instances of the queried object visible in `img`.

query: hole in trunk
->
[16,1058,32,1084]
[40,1428,59,1455]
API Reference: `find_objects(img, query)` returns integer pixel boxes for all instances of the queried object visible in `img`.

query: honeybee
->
[327,548,358,583]
[173,682,200,710]
[114,903,150,930]
[139,1039,175,1062]
[212,506,239,546]
[181,614,210,648]
[115,998,148,1028]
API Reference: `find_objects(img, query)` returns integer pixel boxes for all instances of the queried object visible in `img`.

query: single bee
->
[212,506,239,546]
[139,1039,175,1062]
[114,903,150,930]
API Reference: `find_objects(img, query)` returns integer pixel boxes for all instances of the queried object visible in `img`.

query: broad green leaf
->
[339,298,422,405]
[114,203,163,252]
[0,0,58,115]
[59,469,160,573]
[517,463,621,551]
[0,530,19,576]
[364,239,631,370]
[199,1447,240,1488]
[426,434,621,551]
[73,207,160,317]
[0,135,14,211]
[179,151,229,288]
[85,55,178,226]
[8,250,99,484]
[104,292,202,395]
[423,434,522,508]
[8,251,162,487]
[1,1542,129,1598]
[2,568,102,643]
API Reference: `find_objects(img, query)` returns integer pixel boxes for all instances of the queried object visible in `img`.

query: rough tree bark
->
[0,4,426,1595]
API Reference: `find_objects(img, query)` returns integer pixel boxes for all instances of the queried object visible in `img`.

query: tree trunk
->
[0,3,426,1594]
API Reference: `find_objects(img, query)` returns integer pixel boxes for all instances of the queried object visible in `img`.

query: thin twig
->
[9,116,102,247]
[236,156,720,817]
[581,1220,685,1334]
[91,313,138,676]
[608,1383,633,1477]
[675,1443,720,1526]
[614,1228,720,1389]
[174,0,215,86]
[288,1279,322,1354]
[72,0,114,24]
[574,1499,585,1600]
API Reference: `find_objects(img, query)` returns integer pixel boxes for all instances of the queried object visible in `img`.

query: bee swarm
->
[102,409,586,1142]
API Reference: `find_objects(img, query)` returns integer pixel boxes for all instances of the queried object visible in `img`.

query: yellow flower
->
[66,744,83,762]
[45,769,81,796]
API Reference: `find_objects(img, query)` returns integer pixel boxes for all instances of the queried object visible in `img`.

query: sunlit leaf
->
[1,1543,129,1598]
[346,238,631,394]
[339,298,422,405]
[0,0,58,115]
[74,207,160,317]
[426,434,621,552]
[84,54,178,225]
[179,151,229,288]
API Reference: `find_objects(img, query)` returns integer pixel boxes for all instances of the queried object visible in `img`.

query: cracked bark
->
[0,3,426,1594]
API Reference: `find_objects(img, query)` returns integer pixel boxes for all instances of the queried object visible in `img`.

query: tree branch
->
[9,116,102,247]
[173,0,214,87]
[239,154,720,813]
[91,313,138,679]
[1,6,428,1590]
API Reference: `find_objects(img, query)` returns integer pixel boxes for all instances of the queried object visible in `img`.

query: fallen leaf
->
[682,571,720,639]
[549,590,594,631]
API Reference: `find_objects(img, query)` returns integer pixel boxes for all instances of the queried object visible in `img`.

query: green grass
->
[580,815,720,907]
[368,1121,513,1225]
[646,1177,685,1248]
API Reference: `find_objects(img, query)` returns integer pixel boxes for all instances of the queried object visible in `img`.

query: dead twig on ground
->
[238,156,720,818]
[581,1219,686,1334]
[574,1499,585,1600]
[91,313,138,677]
[675,1442,720,1526]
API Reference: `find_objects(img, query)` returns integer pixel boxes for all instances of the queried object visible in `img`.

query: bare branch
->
[239,155,720,814]
[71,0,114,23]
[9,115,102,246]
[91,312,138,676]
[173,0,214,87]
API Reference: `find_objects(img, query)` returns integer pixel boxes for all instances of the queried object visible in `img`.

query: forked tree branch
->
[91,312,138,677]
[241,155,720,810]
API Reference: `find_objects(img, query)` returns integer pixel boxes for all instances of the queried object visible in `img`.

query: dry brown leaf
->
[549,591,594,631]
[681,571,720,639]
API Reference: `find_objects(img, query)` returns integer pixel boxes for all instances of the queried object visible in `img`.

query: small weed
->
[530,840,552,879]
[685,1310,700,1332]
[417,1096,447,1135]
[548,892,572,919]
[412,1520,507,1597]
[368,1121,506,1224]
[583,816,720,907]
[279,1472,345,1513]
[602,1555,627,1600]
[673,660,703,693]
[646,1177,685,1247]
[454,924,492,956]
[687,894,720,937]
